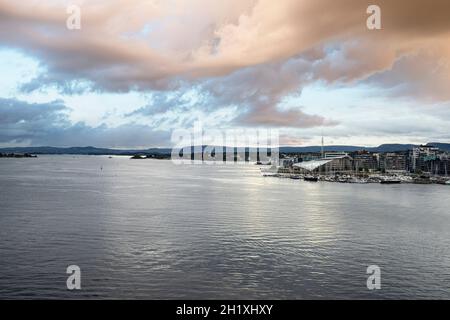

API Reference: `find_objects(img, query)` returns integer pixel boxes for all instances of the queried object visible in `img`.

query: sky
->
[1,0,450,148]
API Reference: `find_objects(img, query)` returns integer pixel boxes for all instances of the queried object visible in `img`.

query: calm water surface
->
[0,155,449,299]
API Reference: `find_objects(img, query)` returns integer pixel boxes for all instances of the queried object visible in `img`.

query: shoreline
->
[261,170,450,185]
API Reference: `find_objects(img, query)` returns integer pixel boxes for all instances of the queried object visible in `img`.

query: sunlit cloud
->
[1,0,450,147]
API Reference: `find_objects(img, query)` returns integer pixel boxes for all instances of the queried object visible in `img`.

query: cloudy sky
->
[1,0,450,148]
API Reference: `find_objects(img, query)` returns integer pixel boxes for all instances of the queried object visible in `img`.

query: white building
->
[293,155,353,174]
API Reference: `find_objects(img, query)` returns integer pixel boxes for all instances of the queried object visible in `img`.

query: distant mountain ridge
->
[1,143,449,155]
[0,146,172,155]
[279,144,419,153]
[427,142,450,152]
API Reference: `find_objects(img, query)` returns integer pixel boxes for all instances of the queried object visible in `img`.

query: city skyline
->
[1,0,450,148]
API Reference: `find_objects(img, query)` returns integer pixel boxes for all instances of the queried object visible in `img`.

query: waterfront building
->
[379,152,408,173]
[277,145,449,177]
[298,152,322,162]
[352,151,378,172]
[279,157,297,168]
[324,152,349,159]
[293,155,353,174]
[409,145,440,173]
[421,153,450,176]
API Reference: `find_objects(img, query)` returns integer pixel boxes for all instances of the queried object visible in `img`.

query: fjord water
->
[0,155,449,299]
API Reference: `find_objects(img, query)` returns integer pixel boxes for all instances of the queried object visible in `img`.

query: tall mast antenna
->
[321,129,324,158]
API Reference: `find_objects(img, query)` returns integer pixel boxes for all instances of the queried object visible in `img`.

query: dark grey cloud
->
[202,58,328,128]
[0,98,170,147]
[0,98,69,143]
[0,98,67,126]
[127,90,197,117]
[130,56,340,128]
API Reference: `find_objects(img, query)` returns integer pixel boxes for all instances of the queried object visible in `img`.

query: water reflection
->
[0,156,449,299]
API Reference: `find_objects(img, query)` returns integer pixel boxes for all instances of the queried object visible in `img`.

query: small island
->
[0,153,37,158]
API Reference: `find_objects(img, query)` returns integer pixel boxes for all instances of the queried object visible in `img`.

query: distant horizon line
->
[1,142,449,151]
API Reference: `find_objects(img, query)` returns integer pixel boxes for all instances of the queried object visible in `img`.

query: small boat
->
[349,178,368,184]
[380,179,401,184]
[262,173,279,177]
[446,180,450,185]
[290,175,301,180]
[413,178,433,184]
[304,176,319,182]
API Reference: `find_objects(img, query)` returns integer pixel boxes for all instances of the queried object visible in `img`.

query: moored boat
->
[349,178,368,184]
[380,179,401,184]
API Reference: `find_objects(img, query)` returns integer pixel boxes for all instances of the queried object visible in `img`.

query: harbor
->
[261,144,450,185]
[261,170,450,185]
